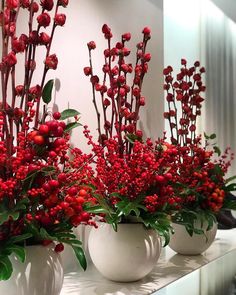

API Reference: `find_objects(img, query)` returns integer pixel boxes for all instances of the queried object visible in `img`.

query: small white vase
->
[0,244,64,295]
[88,223,161,282]
[169,222,217,255]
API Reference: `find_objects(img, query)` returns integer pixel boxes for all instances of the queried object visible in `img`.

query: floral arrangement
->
[163,60,236,235]
[82,24,179,245]
[0,0,94,281]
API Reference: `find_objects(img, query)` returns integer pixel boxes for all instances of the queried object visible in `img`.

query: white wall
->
[163,0,203,134]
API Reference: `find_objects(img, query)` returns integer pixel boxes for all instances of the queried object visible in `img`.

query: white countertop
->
[61,229,236,295]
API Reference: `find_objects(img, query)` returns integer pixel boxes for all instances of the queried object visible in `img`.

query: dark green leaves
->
[126,133,142,144]
[213,146,221,156]
[6,245,25,263]
[204,132,216,140]
[64,122,82,132]
[0,256,13,281]
[0,211,19,226]
[171,209,216,239]
[60,109,80,120]
[36,228,87,271]
[0,236,30,281]
[115,200,145,218]
[72,246,87,271]
[42,79,54,104]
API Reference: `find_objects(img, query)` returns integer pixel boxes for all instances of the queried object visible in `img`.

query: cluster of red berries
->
[84,128,181,215]
[173,141,234,213]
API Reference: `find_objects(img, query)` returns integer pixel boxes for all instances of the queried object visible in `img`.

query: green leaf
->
[54,232,76,240]
[42,79,54,104]
[6,245,25,263]
[209,133,216,139]
[126,133,142,144]
[39,228,56,241]
[0,212,9,225]
[223,199,236,210]
[84,205,108,214]
[7,233,33,245]
[226,176,236,184]
[0,211,19,226]
[204,132,210,140]
[60,109,80,120]
[64,122,82,132]
[213,146,221,156]
[72,246,87,271]
[14,198,30,211]
[60,239,82,246]
[193,228,204,235]
[0,256,13,281]
[225,183,236,192]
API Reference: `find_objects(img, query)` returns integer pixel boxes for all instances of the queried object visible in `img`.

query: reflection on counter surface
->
[61,229,236,295]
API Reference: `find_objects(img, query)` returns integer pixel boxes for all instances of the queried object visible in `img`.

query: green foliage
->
[65,122,82,132]
[0,233,32,281]
[27,225,86,271]
[42,79,54,104]
[60,109,80,120]
[126,133,142,144]
[0,198,30,226]
[171,209,216,238]
[86,192,172,246]
[204,132,216,140]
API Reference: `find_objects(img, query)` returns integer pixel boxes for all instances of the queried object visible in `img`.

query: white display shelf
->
[61,229,236,295]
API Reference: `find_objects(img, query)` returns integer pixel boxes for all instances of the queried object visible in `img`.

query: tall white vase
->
[169,222,217,255]
[0,244,64,295]
[88,223,161,282]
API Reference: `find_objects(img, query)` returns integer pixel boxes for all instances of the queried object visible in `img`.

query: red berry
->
[60,201,69,209]
[49,151,57,158]
[81,211,90,222]
[59,121,66,130]
[49,179,59,188]
[165,173,173,180]
[76,197,85,205]
[28,130,38,140]
[68,187,77,196]
[33,135,45,145]
[78,189,87,196]
[64,207,75,217]
[155,175,166,184]
[55,126,64,137]
[53,112,61,120]
[54,243,64,253]
[39,124,49,135]
[43,182,51,192]
[54,138,66,147]
[58,173,67,183]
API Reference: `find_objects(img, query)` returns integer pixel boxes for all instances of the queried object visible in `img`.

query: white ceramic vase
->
[0,244,64,295]
[169,222,217,255]
[88,223,161,282]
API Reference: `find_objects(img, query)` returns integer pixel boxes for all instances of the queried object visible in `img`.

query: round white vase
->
[88,223,161,282]
[169,222,217,255]
[0,244,64,295]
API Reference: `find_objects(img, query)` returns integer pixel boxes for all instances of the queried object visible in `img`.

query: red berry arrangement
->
[0,0,94,281]
[163,60,236,235]
[81,25,179,245]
